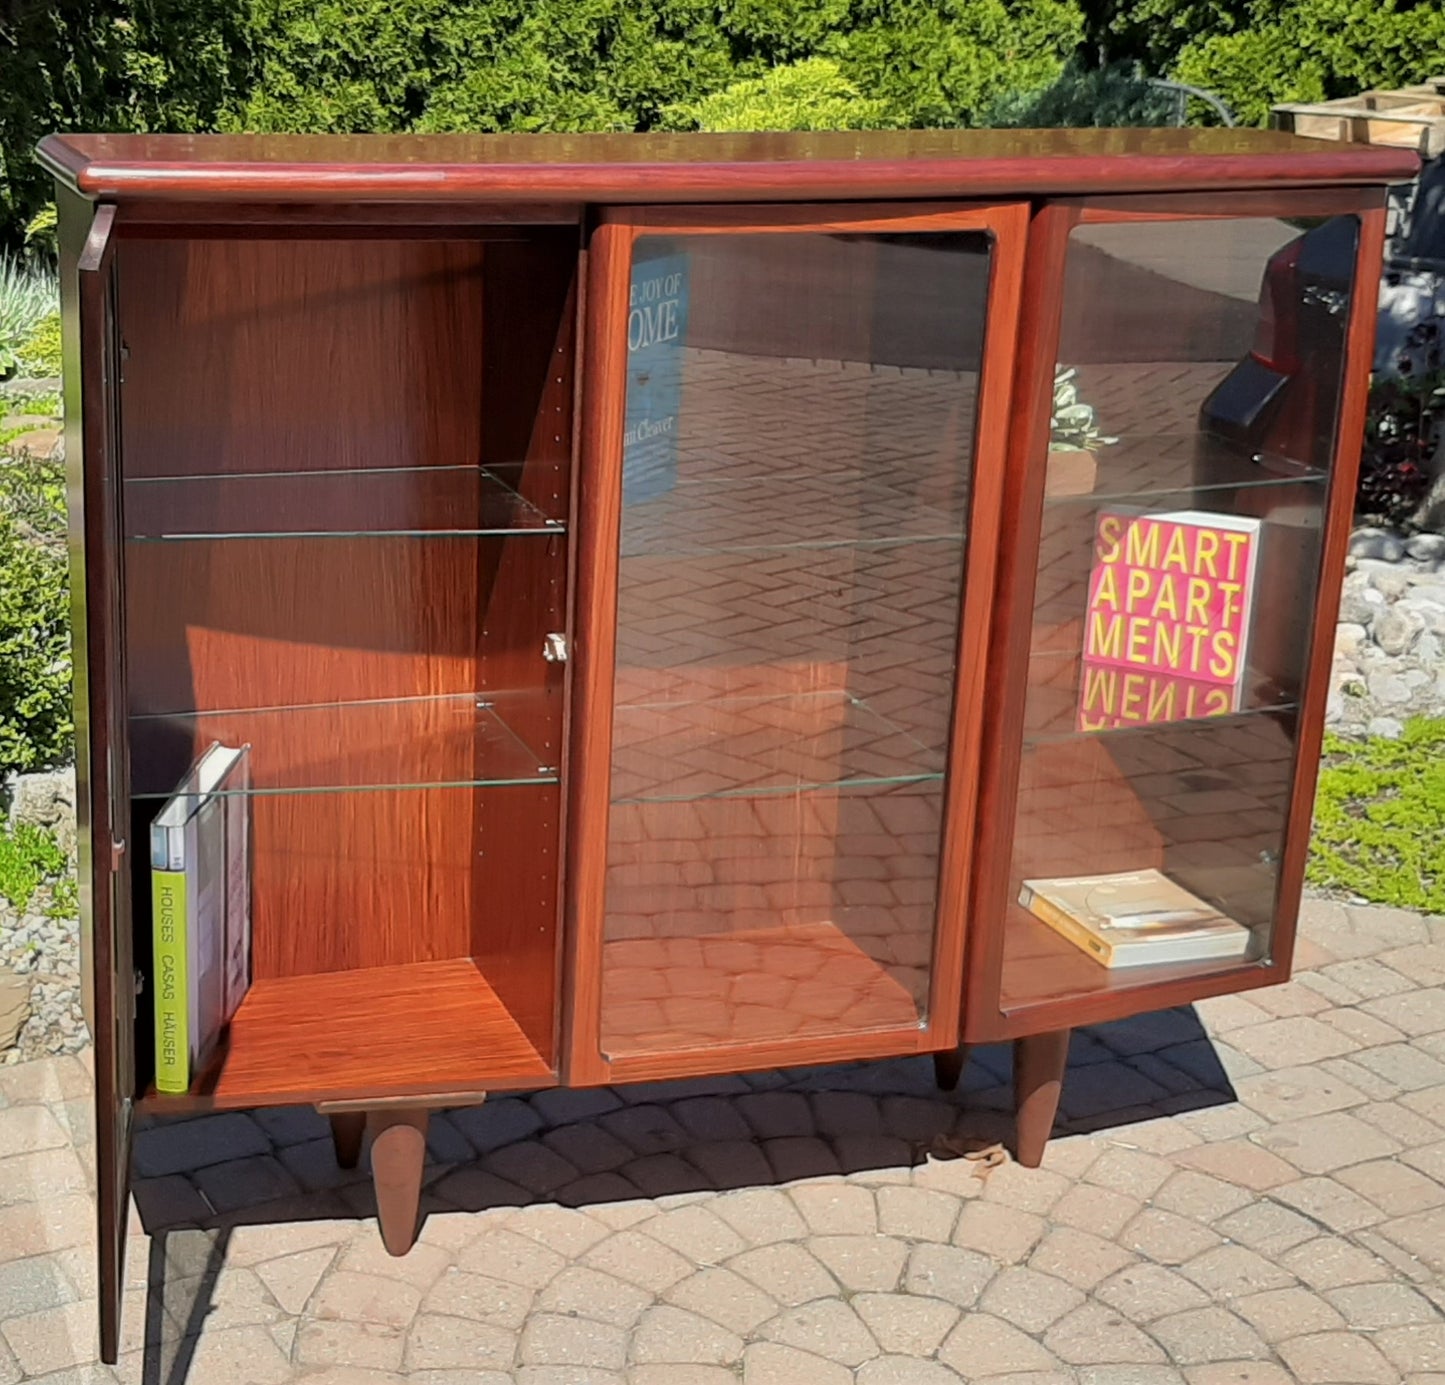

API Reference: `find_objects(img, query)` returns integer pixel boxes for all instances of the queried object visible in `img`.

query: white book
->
[150,743,251,1093]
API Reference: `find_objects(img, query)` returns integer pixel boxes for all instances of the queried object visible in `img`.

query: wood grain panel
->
[39,129,1419,206]
[142,957,551,1109]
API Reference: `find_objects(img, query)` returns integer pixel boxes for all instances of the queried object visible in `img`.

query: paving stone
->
[728,1242,838,1305]
[1377,1323,1445,1373]
[518,1312,628,1370]
[853,1293,959,1355]
[1280,1235,1395,1290]
[1352,1043,1445,1092]
[0,1195,94,1265]
[639,1204,746,1266]
[811,1091,884,1136]
[192,1155,302,1214]
[1249,981,1332,1017]
[1045,1303,1167,1365]
[404,1315,516,1372]
[762,1135,841,1182]
[1184,1249,1300,1301]
[1083,1146,1174,1198]
[582,1230,694,1293]
[1359,1101,1445,1148]
[428,1167,532,1213]
[1257,1111,1401,1174]
[0,1255,79,1319]
[459,1226,568,1288]
[901,1242,994,1307]
[880,1096,957,1143]
[1119,1209,1222,1264]
[789,1182,877,1235]
[501,1205,612,1261]
[1152,1169,1255,1221]
[1096,1263,1211,1320]
[1182,1366,1297,1385]
[1193,994,1274,1032]
[683,1138,779,1190]
[485,1142,580,1195]
[1277,1331,1398,1384]
[1029,1227,1136,1290]
[1077,1370,1186,1385]
[937,1312,1060,1376]
[253,1245,335,1315]
[876,1185,959,1242]
[952,1201,1046,1261]
[710,1188,807,1245]
[421,1269,533,1329]
[980,1266,1085,1332]
[1149,1308,1271,1365]
[856,1357,968,1385]
[0,1107,67,1160]
[1211,1200,1319,1257]
[541,1122,634,1174]
[666,1266,778,1335]
[1232,1285,1345,1339]
[741,1341,851,1385]
[736,1092,814,1138]
[760,1297,878,1367]
[1232,1066,1368,1122]
[1050,1184,1144,1238]
[1350,1156,1445,1216]
[1272,1175,1387,1232]
[1379,943,1445,987]
[1170,1140,1298,1190]
[599,1105,691,1156]
[631,1305,744,1366]
[0,1301,98,1376]
[981,1162,1073,1215]
[156,1323,295,1383]
[1319,959,1417,1000]
[448,1098,544,1152]
[1362,988,1445,1036]
[534,1265,652,1327]
[296,1321,407,1373]
[309,1270,422,1330]
[1227,1017,1359,1069]
[131,1113,269,1177]
[630,1368,737,1385]
[1060,1064,1170,1120]
[807,1234,906,1293]
[0,1057,91,1105]
[1327,1281,1442,1329]
[527,1087,623,1125]
[0,1148,90,1208]
[626,1152,711,1197]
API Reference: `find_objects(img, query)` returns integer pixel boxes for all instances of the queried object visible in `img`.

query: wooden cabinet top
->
[39,128,1416,204]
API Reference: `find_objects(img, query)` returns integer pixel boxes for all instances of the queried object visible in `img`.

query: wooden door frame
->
[962,188,1389,1045]
[563,199,1029,1086]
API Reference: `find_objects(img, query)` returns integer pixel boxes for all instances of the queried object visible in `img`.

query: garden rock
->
[1348,526,1406,562]
[0,970,31,1051]
[1406,532,1445,562]
[1371,606,1424,655]
[9,770,77,858]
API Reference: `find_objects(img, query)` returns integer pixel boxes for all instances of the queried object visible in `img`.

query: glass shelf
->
[1043,432,1328,509]
[610,690,945,804]
[124,465,562,541]
[130,692,556,798]
[620,467,968,559]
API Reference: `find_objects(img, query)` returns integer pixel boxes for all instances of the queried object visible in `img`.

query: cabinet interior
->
[119,229,577,1104]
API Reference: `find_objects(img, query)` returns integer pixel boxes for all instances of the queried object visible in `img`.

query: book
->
[150,743,251,1094]
[1077,509,1260,731]
[1018,868,1252,968]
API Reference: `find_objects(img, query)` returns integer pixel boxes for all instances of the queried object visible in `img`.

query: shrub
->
[662,57,895,132]
[0,253,57,379]
[16,312,62,378]
[0,820,68,913]
[0,452,71,776]
[1308,717,1445,913]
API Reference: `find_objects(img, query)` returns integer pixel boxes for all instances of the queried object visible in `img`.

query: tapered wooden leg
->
[366,1108,429,1256]
[1014,1028,1069,1168]
[328,1112,366,1170]
[933,1044,971,1092]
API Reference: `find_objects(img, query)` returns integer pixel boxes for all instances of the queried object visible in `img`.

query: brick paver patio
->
[1,897,1442,1384]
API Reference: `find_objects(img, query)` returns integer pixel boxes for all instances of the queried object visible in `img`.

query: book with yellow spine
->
[1018,868,1251,968]
[149,743,251,1093]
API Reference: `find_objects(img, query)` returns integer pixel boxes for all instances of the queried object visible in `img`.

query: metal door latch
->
[542,633,568,663]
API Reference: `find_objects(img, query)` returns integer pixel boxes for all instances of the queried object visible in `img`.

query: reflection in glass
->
[1006,215,1358,1010]
[601,230,994,1055]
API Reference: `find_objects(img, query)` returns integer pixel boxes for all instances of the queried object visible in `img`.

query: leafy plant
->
[15,313,63,379]
[1050,367,1119,452]
[982,58,1178,127]
[663,57,895,132]
[0,820,68,913]
[0,453,72,776]
[1308,717,1445,913]
[0,254,58,379]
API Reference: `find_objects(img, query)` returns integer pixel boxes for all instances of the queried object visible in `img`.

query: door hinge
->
[134,969,145,997]
[542,632,569,663]
[111,839,126,871]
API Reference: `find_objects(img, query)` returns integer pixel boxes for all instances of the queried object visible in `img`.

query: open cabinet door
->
[63,194,134,1365]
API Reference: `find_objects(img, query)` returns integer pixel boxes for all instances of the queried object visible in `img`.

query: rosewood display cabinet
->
[39,129,1414,1362]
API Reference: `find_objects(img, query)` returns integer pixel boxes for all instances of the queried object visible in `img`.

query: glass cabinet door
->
[572,205,1026,1079]
[995,204,1369,1026]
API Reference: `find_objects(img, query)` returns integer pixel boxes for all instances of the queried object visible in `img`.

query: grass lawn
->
[1309,716,1445,913]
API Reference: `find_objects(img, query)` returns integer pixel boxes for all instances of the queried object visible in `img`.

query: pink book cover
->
[1077,509,1260,732]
